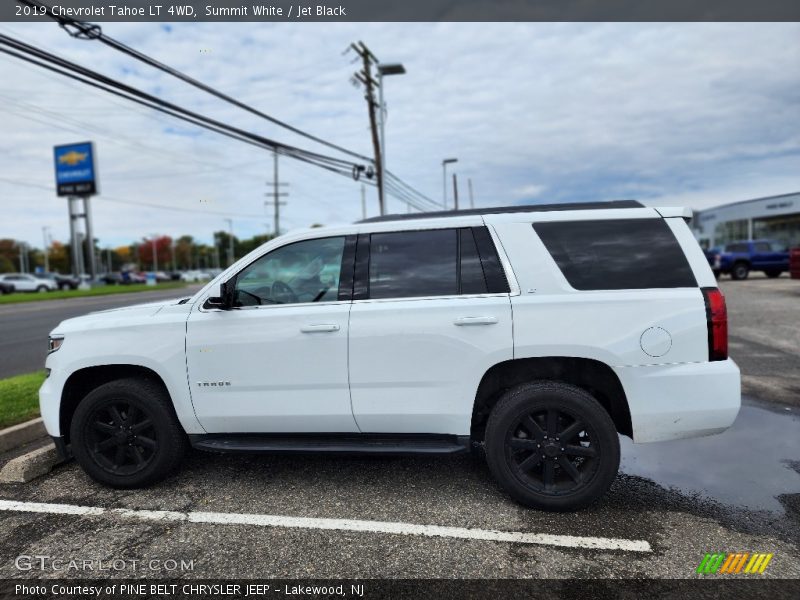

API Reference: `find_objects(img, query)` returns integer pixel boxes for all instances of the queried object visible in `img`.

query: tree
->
[138,236,173,270]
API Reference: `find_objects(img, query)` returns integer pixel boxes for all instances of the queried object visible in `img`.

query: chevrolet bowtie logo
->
[58,150,88,166]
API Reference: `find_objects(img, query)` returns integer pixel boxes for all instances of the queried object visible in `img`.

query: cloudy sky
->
[1,22,799,249]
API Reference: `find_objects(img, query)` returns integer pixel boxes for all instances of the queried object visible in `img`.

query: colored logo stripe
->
[697,552,773,574]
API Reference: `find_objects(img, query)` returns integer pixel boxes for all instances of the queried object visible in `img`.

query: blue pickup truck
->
[718,239,790,280]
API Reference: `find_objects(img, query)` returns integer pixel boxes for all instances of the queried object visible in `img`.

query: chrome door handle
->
[454,316,498,326]
[300,324,340,333]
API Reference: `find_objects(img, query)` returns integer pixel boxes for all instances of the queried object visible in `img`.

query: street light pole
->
[377,62,406,214]
[42,226,50,273]
[224,219,234,267]
[442,158,458,208]
[151,235,158,272]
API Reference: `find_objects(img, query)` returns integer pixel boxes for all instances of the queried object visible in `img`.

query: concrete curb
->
[0,443,64,483]
[0,418,46,454]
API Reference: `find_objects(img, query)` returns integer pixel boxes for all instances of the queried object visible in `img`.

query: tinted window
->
[725,243,748,253]
[533,219,697,290]
[234,236,345,306]
[753,242,770,252]
[459,228,488,294]
[369,230,458,299]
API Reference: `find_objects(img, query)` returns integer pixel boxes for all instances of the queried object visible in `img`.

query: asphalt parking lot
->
[0,276,798,580]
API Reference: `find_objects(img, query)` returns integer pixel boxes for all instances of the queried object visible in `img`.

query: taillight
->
[702,287,728,361]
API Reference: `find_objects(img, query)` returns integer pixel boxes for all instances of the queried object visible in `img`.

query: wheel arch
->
[60,364,176,444]
[471,357,632,442]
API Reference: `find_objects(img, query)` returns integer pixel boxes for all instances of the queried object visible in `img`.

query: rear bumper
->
[614,359,741,443]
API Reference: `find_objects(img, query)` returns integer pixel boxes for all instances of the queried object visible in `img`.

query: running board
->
[189,434,471,455]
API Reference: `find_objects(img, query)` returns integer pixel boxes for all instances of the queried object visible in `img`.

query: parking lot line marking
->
[0,499,651,552]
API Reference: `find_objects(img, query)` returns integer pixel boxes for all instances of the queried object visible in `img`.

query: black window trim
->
[352,226,511,301]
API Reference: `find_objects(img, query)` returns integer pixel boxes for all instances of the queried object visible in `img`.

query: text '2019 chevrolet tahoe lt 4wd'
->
[40,201,740,511]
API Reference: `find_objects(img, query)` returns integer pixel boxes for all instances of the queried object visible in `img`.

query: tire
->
[70,378,188,488]
[484,381,620,511]
[765,270,781,278]
[36,285,48,293]
[731,262,749,280]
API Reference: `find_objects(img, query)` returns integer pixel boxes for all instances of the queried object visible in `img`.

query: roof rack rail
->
[357,200,644,223]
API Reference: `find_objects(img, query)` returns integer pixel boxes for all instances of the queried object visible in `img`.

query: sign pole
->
[68,196,79,277]
[83,196,96,280]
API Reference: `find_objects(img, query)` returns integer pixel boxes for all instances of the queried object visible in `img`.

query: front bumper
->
[615,359,741,443]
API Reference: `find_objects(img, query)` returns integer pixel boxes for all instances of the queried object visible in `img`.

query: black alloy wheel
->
[71,378,187,488]
[505,406,599,494]
[485,381,620,511]
[85,401,158,475]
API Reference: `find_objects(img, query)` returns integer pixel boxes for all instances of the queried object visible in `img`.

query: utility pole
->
[360,184,366,220]
[224,219,234,266]
[42,226,50,273]
[453,173,459,211]
[350,41,384,215]
[264,151,288,237]
[468,178,475,209]
[213,233,221,270]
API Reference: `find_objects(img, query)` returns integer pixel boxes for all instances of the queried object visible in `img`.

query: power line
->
[0,34,371,181]
[17,0,375,164]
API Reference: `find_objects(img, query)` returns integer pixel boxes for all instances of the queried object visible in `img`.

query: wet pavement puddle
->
[620,398,800,512]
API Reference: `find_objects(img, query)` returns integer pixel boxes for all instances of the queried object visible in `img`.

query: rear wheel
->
[70,378,187,488]
[36,285,48,293]
[731,262,750,280]
[765,269,781,278]
[485,381,620,511]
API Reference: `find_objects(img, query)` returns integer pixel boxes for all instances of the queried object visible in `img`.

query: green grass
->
[0,282,189,305]
[0,371,46,429]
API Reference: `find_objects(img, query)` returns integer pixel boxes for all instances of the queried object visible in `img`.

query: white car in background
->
[181,270,211,282]
[0,273,58,293]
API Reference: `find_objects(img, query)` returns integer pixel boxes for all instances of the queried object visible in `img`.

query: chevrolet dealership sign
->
[54,142,97,196]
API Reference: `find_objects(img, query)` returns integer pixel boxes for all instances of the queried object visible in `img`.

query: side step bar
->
[189,433,471,456]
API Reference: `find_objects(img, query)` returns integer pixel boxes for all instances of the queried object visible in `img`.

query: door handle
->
[300,324,340,333]
[454,316,498,326]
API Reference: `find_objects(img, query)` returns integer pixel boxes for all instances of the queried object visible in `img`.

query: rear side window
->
[533,218,697,290]
[369,229,458,299]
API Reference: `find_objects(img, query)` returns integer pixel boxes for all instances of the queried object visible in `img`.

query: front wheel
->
[484,381,620,511]
[70,378,187,488]
[36,285,48,293]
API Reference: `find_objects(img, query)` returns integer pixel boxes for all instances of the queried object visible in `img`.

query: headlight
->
[48,336,64,353]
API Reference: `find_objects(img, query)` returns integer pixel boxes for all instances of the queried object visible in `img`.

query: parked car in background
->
[791,247,800,280]
[154,271,172,283]
[0,273,58,292]
[99,272,122,285]
[181,270,211,282]
[703,248,721,279]
[718,239,789,280]
[0,280,14,294]
[121,271,146,284]
[38,272,80,290]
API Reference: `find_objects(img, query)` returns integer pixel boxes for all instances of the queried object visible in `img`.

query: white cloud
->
[0,22,798,249]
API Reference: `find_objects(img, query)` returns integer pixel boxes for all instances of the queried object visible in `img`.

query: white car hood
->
[52,299,188,334]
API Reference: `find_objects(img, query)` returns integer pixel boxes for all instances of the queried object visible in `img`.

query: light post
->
[442,158,458,208]
[150,234,158,272]
[224,219,234,267]
[377,62,406,215]
[42,226,51,273]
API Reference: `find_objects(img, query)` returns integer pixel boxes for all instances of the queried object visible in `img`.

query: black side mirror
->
[203,280,234,310]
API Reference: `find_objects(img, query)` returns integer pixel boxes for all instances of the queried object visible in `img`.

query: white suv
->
[40,201,740,511]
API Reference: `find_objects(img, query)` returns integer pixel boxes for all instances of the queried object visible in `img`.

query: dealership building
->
[692,192,800,250]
